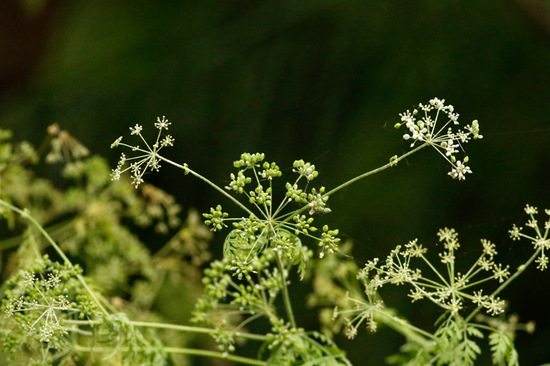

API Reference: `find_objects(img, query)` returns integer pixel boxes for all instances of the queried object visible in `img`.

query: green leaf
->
[489,331,519,366]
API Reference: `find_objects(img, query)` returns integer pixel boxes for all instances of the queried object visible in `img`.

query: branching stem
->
[157,155,255,217]
[464,248,542,323]
[276,252,296,328]
[73,345,267,366]
[325,143,427,197]
[0,199,109,316]
[66,319,267,341]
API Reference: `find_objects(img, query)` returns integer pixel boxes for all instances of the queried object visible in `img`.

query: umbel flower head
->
[110,116,175,188]
[509,204,550,270]
[394,98,482,180]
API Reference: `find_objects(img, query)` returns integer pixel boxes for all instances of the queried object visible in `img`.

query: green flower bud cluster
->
[292,159,319,181]
[1,256,99,362]
[203,205,229,231]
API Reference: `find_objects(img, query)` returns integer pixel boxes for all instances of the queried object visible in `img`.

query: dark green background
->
[1,0,549,364]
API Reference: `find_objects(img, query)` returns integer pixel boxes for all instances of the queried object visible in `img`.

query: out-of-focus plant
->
[0,125,210,365]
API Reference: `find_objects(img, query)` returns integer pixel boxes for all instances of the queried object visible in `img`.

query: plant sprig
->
[326,205,547,365]
[105,98,485,363]
[1,98,503,365]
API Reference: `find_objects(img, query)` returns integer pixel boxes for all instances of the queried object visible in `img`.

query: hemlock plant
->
[0,98,546,365]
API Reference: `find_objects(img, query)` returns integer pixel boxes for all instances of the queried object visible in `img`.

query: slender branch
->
[0,218,77,251]
[163,347,267,365]
[157,155,256,217]
[0,199,109,316]
[374,308,436,346]
[73,345,267,366]
[66,319,267,341]
[464,248,542,323]
[276,144,429,229]
[276,252,296,328]
[131,321,268,342]
[325,143,427,197]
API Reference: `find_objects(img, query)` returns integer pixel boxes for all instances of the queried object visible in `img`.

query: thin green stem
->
[73,345,267,366]
[344,295,434,346]
[325,143,427,197]
[275,144,428,228]
[458,275,494,291]
[493,255,535,296]
[0,232,27,251]
[0,218,77,251]
[470,322,503,333]
[132,321,268,342]
[66,319,267,341]
[464,248,541,323]
[157,155,256,217]
[374,308,435,346]
[276,252,296,328]
[163,347,267,365]
[0,199,109,316]
[419,253,451,287]
[273,176,301,218]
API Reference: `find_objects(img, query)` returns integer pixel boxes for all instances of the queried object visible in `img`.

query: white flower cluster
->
[395,98,482,180]
[110,116,174,188]
[357,228,509,317]
[509,204,550,270]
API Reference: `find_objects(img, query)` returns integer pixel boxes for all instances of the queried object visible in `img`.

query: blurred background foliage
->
[1,0,549,364]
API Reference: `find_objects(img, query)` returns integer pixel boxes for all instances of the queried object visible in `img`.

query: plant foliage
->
[0,99,546,365]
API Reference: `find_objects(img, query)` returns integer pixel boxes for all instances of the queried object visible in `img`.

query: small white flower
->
[110,136,123,148]
[536,254,548,270]
[485,296,505,315]
[400,110,416,124]
[466,120,483,139]
[508,224,522,240]
[419,103,433,112]
[161,135,175,147]
[155,116,171,130]
[132,175,144,189]
[524,204,538,215]
[130,124,143,135]
[456,131,470,143]
[492,263,510,283]
[429,98,445,109]
[444,141,459,157]
[111,168,121,181]
[448,160,472,180]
